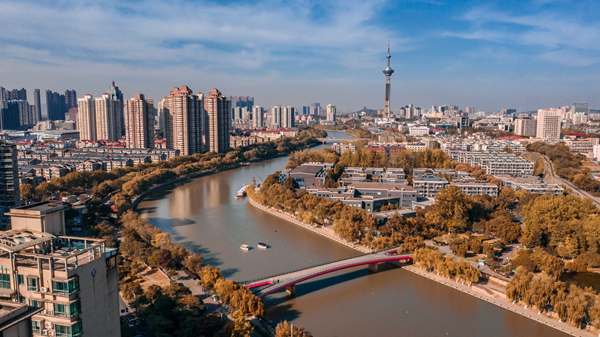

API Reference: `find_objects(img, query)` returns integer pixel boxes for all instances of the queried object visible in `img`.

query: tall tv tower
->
[382,40,394,118]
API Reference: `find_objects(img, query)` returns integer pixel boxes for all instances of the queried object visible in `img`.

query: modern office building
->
[34,89,42,122]
[64,90,77,110]
[252,106,263,128]
[124,94,155,149]
[536,108,562,140]
[514,117,537,137]
[4,201,120,337]
[46,91,67,121]
[0,142,20,229]
[205,88,230,153]
[77,95,96,141]
[108,82,125,137]
[326,104,336,122]
[310,103,320,115]
[226,96,253,121]
[163,86,204,155]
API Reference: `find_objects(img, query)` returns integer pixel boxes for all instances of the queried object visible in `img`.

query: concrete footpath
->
[248,197,598,337]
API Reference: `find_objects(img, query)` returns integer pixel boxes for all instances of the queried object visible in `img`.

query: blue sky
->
[0,0,599,112]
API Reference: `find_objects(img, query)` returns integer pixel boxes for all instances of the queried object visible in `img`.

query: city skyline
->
[0,0,599,112]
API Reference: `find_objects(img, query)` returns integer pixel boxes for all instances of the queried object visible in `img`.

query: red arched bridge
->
[241,247,412,298]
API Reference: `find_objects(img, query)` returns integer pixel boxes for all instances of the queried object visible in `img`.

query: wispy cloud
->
[444,4,600,66]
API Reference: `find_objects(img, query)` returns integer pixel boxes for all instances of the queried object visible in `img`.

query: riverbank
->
[247,195,596,337]
[131,142,321,210]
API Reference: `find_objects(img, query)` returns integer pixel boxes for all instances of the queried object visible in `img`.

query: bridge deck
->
[244,248,411,298]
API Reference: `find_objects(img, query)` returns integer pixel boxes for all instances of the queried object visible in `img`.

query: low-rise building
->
[450,181,498,197]
[493,174,564,195]
[306,183,417,212]
[413,176,449,197]
[564,138,597,155]
[0,301,43,336]
[284,163,330,188]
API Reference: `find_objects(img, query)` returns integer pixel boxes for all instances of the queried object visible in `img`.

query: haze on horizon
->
[0,0,599,113]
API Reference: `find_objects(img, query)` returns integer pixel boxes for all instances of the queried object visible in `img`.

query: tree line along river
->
[137,131,567,337]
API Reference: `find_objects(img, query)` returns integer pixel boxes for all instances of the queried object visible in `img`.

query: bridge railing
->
[255,255,413,295]
[240,248,411,285]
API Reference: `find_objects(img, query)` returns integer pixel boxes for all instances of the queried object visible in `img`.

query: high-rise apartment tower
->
[94,94,121,141]
[0,141,20,229]
[124,94,155,149]
[205,88,230,153]
[536,108,562,140]
[162,86,204,155]
[252,106,263,128]
[77,95,96,140]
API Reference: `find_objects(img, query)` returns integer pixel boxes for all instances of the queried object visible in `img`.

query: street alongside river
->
[138,131,568,337]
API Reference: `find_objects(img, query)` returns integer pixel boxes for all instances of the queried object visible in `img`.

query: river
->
[138,131,567,337]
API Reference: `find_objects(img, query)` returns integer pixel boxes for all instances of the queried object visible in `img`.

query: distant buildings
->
[108,81,125,137]
[124,94,155,149]
[252,106,263,128]
[270,106,294,129]
[514,118,537,137]
[33,89,42,122]
[326,104,336,122]
[0,100,37,129]
[227,96,254,122]
[162,86,204,156]
[64,89,77,110]
[0,141,20,229]
[205,88,230,153]
[382,41,394,118]
[45,90,67,121]
[0,87,26,101]
[536,108,562,140]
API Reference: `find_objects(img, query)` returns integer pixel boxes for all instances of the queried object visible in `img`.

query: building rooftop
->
[0,301,43,331]
[8,201,64,216]
[347,183,416,191]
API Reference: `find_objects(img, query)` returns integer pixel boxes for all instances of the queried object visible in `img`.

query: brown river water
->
[138,131,567,337]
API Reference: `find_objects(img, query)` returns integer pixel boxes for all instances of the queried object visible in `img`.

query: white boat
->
[236,185,247,198]
[240,244,250,251]
[258,242,267,249]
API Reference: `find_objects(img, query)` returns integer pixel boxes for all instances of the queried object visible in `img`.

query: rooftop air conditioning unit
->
[40,287,48,293]
[44,321,53,329]
[41,309,47,315]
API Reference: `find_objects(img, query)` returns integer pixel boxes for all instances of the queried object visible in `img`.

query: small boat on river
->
[240,244,249,251]
[235,185,247,198]
[258,242,268,249]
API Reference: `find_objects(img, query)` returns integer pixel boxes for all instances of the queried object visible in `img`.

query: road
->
[525,151,600,209]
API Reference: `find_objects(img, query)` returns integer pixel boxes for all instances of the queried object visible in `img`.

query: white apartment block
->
[76,95,96,141]
[564,138,597,155]
[514,118,537,137]
[409,126,429,136]
[94,94,121,141]
[536,108,562,140]
[450,181,498,197]
[252,106,263,128]
[326,104,336,122]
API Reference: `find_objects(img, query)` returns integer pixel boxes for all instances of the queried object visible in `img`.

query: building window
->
[0,273,10,289]
[32,320,42,334]
[55,321,83,337]
[27,277,38,291]
[29,299,39,307]
[52,278,80,295]
[18,275,24,284]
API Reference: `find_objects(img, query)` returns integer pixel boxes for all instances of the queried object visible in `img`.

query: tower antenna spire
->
[383,39,394,118]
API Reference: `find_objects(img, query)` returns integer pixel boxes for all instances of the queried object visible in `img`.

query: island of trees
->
[249,145,600,331]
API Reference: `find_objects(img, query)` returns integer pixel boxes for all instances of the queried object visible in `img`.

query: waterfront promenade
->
[247,196,597,336]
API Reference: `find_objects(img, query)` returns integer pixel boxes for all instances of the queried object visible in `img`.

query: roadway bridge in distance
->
[317,138,368,143]
[241,247,412,298]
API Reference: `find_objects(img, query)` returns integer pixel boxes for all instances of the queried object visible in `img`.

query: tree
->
[230,310,253,337]
[275,321,313,337]
[20,184,34,202]
[157,249,174,269]
[533,158,545,176]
